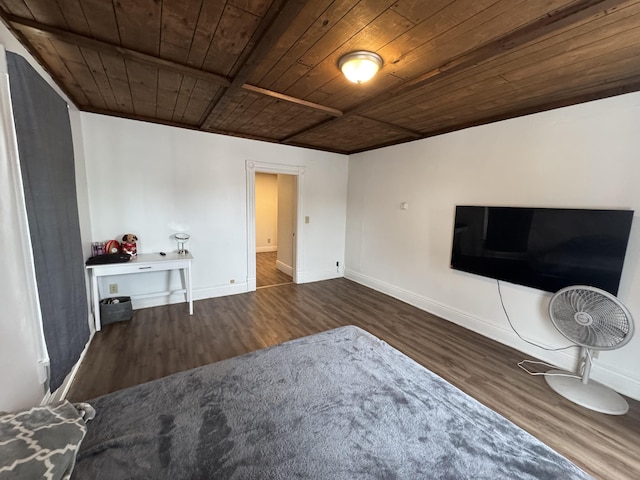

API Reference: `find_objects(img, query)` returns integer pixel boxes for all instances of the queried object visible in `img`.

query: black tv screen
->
[450,206,634,295]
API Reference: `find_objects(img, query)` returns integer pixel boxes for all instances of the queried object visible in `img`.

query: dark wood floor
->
[256,251,292,288]
[68,279,640,480]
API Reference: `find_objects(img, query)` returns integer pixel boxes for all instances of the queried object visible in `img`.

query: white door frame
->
[246,160,304,291]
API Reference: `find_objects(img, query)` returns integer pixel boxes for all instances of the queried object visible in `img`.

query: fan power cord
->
[517,360,581,379]
[497,280,582,378]
[497,279,577,352]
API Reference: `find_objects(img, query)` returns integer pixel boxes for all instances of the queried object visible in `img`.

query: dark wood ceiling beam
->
[281,0,630,145]
[6,14,232,87]
[5,11,345,119]
[199,0,309,131]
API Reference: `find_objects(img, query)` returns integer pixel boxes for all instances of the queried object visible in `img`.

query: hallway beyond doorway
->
[256,251,292,288]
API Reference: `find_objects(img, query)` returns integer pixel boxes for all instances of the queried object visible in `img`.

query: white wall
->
[0,21,93,410]
[81,113,348,307]
[346,92,640,400]
[255,173,278,252]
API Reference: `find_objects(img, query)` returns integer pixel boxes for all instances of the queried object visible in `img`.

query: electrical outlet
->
[230,279,235,284]
[268,238,271,244]
[336,261,339,267]
[109,283,118,294]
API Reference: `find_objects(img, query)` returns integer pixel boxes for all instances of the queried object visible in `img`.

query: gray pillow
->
[0,400,93,480]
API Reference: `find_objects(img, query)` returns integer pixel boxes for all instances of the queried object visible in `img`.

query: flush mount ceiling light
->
[338,51,383,84]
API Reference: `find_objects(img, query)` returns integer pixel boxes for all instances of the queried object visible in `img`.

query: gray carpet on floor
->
[73,326,592,479]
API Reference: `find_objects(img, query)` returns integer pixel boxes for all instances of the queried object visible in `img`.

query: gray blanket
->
[73,326,592,479]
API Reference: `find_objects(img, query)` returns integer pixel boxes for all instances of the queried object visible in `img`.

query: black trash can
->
[100,296,133,325]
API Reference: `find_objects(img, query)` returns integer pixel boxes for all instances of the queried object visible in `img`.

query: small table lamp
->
[174,233,190,254]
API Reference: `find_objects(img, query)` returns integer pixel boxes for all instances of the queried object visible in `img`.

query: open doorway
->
[246,161,304,292]
[255,173,295,288]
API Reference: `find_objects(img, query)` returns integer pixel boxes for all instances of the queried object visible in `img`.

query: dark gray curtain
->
[7,52,89,391]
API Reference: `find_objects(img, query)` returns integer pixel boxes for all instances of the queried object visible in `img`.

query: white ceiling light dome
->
[338,51,383,84]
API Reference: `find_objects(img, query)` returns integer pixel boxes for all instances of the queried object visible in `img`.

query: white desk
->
[87,252,193,331]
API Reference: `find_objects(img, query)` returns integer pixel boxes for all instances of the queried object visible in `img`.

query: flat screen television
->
[450,206,634,295]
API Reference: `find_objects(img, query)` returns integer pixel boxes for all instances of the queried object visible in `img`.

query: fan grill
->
[549,287,633,349]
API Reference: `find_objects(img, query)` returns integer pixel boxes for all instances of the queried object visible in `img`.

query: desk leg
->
[187,264,193,315]
[91,273,101,331]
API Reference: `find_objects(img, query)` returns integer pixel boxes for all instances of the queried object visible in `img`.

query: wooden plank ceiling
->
[1,0,640,154]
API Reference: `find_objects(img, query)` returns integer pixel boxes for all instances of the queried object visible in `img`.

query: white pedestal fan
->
[545,285,634,415]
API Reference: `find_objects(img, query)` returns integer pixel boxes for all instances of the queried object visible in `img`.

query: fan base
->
[545,370,628,415]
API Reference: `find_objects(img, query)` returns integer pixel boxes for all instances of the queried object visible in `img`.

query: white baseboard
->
[276,260,293,276]
[297,268,343,284]
[345,269,640,401]
[256,246,277,253]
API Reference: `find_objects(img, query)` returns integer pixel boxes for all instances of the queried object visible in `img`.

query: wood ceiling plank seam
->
[124,58,159,118]
[380,2,592,85]
[389,0,457,26]
[410,54,640,132]
[172,75,197,123]
[0,0,33,19]
[257,0,355,89]
[156,69,184,122]
[95,52,133,112]
[182,78,222,125]
[159,0,203,65]
[277,0,402,98]
[6,15,233,87]
[372,1,640,121]
[500,15,640,83]
[55,0,91,36]
[281,0,632,144]
[289,0,516,114]
[487,44,640,105]
[375,0,508,81]
[281,7,415,101]
[81,0,121,45]
[27,34,89,106]
[201,89,254,130]
[294,0,397,69]
[379,0,579,85]
[418,74,640,136]
[248,0,335,85]
[200,0,308,130]
[354,115,422,138]
[233,95,308,134]
[185,0,225,69]
[78,46,119,111]
[23,0,67,27]
[113,0,161,56]
[229,0,274,17]
[48,37,107,108]
[456,36,640,112]
[440,0,640,90]
[224,94,277,132]
[313,71,404,112]
[200,3,263,77]
[255,102,308,138]
[383,0,541,82]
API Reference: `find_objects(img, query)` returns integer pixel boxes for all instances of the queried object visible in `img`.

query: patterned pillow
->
[0,401,93,480]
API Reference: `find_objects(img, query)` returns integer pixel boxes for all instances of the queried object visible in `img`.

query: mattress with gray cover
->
[73,325,592,479]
